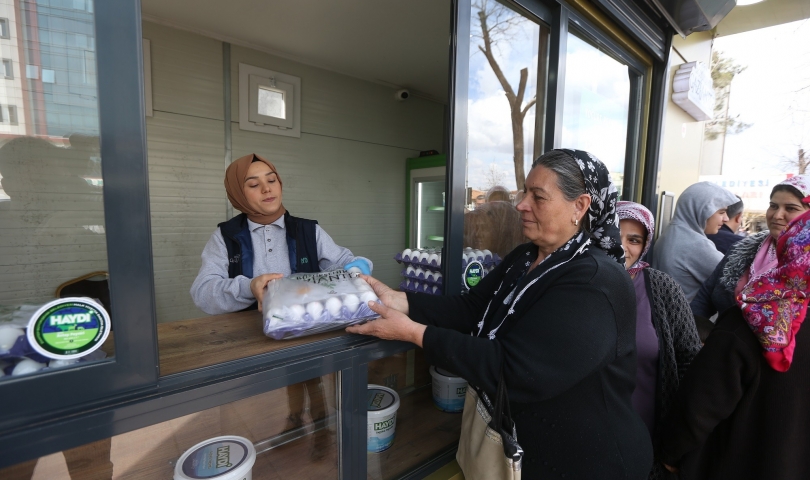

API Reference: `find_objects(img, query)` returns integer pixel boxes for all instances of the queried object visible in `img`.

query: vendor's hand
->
[663,463,679,474]
[359,275,408,314]
[344,259,371,275]
[346,300,426,347]
[250,273,284,311]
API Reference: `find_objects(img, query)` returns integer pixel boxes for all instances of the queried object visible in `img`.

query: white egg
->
[0,327,23,351]
[288,304,307,321]
[428,253,439,265]
[306,301,324,319]
[402,248,412,259]
[436,272,443,282]
[406,265,415,277]
[419,252,429,263]
[343,294,360,313]
[12,359,46,376]
[416,267,425,279]
[464,247,472,252]
[49,358,79,368]
[475,249,484,261]
[482,249,492,258]
[325,297,343,316]
[360,291,378,304]
[353,279,373,292]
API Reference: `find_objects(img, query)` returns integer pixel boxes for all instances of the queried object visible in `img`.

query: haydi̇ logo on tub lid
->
[26,297,110,360]
[463,261,484,290]
[175,436,256,480]
[367,388,395,411]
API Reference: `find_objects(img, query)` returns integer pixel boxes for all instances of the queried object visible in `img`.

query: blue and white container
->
[367,384,400,453]
[174,435,256,480]
[430,366,468,413]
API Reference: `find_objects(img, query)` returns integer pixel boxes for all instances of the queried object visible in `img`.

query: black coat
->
[706,224,744,255]
[408,244,652,479]
[660,307,810,480]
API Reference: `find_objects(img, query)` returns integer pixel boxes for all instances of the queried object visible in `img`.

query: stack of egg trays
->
[392,249,503,295]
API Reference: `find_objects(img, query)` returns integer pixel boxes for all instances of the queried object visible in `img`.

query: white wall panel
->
[142,21,224,121]
[146,111,224,322]
[231,45,444,151]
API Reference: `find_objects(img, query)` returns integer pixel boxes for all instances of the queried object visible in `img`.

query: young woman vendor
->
[191,153,372,315]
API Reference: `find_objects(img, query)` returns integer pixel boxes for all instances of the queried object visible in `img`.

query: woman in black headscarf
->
[348,149,652,479]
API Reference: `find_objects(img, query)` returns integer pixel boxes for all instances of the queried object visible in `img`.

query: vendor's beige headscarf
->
[224,153,286,225]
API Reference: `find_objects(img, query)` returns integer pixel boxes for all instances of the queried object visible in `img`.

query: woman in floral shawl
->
[660,207,810,479]
[349,149,652,479]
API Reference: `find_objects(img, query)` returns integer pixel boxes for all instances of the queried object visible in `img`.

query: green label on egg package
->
[28,299,109,359]
[463,261,484,290]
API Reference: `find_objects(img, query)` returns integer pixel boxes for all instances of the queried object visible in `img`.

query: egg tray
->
[393,253,502,269]
[400,268,444,286]
[399,280,442,295]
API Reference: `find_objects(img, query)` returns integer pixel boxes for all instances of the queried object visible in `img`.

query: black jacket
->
[660,307,810,479]
[690,231,769,319]
[706,224,744,255]
[643,269,702,480]
[408,243,653,479]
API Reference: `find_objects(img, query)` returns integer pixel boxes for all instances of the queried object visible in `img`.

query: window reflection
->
[465,0,543,257]
[562,33,630,195]
[0,0,109,382]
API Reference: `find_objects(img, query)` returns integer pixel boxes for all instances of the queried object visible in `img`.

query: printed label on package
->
[463,261,484,290]
[181,440,248,479]
[27,298,110,360]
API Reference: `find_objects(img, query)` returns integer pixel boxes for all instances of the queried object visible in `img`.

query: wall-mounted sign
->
[672,61,715,122]
[26,297,111,360]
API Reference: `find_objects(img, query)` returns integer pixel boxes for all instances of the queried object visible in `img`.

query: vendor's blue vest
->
[218,211,321,281]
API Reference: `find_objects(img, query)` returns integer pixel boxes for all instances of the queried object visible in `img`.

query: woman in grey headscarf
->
[652,182,738,301]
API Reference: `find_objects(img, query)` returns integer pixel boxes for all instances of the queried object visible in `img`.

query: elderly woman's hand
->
[359,274,409,314]
[346,300,425,347]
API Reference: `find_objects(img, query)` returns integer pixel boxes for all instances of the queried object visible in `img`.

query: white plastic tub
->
[430,366,468,413]
[174,435,256,480]
[367,384,400,453]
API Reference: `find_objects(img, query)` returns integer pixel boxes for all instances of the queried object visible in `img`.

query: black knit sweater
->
[408,244,652,479]
[660,307,810,479]
[644,268,702,480]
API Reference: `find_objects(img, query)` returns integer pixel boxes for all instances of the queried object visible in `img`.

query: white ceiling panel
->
[141,0,452,102]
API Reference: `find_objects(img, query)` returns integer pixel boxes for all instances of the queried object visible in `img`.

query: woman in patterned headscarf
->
[691,175,810,338]
[660,207,810,480]
[348,149,652,479]
[617,201,702,480]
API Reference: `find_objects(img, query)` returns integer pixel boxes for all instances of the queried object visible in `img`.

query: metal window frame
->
[0,1,673,478]
[0,0,159,433]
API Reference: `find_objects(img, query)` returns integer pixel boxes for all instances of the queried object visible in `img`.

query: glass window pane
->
[367,349,461,479]
[0,0,111,382]
[464,0,546,267]
[258,87,285,119]
[0,374,339,479]
[561,33,630,195]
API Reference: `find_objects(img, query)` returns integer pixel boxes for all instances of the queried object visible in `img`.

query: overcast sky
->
[715,19,810,175]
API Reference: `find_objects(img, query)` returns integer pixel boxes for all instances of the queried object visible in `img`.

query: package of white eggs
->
[262,269,382,340]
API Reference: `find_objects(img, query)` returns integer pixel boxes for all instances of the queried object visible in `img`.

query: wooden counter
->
[157,311,348,376]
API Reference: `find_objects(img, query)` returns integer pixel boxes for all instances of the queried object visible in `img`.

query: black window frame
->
[0,0,671,477]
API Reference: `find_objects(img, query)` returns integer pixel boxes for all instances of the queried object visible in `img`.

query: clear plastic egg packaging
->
[262,269,383,340]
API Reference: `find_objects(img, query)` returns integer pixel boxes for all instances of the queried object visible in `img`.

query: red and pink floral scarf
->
[737,206,810,372]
